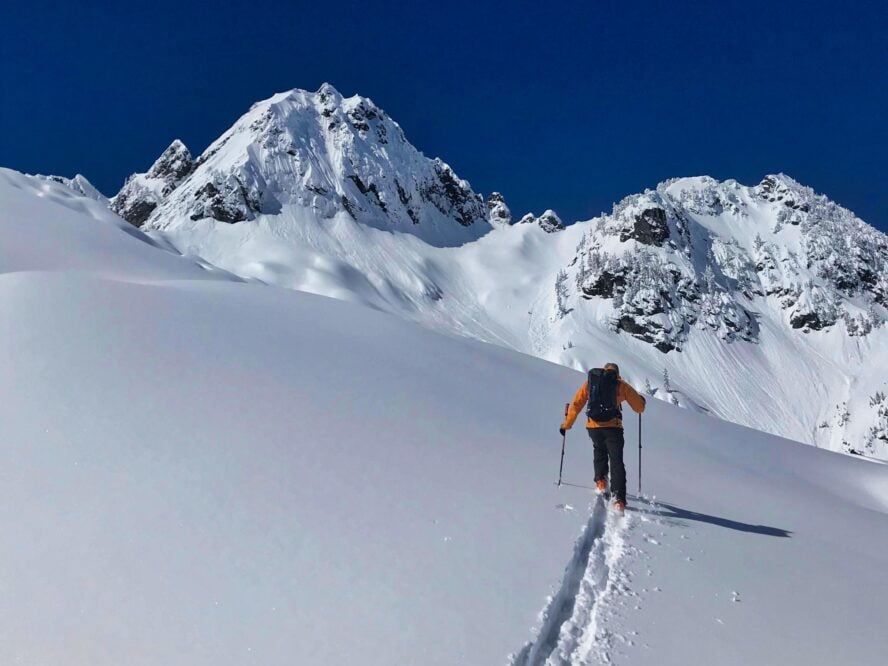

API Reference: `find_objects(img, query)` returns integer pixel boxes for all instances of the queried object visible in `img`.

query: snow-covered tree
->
[554,269,571,318]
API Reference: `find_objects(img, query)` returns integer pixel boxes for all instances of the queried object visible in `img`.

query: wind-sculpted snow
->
[0,168,219,281]
[34,173,108,202]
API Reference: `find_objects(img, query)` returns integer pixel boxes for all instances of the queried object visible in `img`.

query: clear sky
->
[2,0,885,230]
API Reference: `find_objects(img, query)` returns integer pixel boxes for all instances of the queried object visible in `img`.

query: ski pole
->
[638,412,642,495]
[557,403,569,486]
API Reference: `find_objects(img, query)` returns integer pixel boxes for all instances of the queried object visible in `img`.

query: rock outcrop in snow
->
[518,209,565,233]
[111,140,195,226]
[546,174,887,457]
[487,192,512,228]
[116,84,490,246]
[562,175,887,353]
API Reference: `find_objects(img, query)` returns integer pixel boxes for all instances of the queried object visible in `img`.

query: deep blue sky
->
[2,0,885,230]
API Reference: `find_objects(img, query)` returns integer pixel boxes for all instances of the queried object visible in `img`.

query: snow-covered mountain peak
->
[146,139,194,181]
[116,85,489,246]
[552,174,887,455]
[37,87,885,460]
[110,139,195,226]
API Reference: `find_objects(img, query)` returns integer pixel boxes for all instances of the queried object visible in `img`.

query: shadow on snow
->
[631,501,792,538]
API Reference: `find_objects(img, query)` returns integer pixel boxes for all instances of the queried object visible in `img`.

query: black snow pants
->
[588,427,626,502]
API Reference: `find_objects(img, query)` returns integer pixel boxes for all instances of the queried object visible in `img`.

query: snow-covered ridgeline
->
[31,85,888,458]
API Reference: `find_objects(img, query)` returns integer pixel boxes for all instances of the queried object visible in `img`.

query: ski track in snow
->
[513,495,639,665]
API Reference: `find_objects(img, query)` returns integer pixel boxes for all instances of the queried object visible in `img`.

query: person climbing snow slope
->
[559,363,646,513]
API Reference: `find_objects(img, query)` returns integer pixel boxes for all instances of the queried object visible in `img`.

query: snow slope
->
[0,170,596,664]
[2,168,888,665]
[96,85,887,457]
[137,148,887,458]
[0,168,217,281]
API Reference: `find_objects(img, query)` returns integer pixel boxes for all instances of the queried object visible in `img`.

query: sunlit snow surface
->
[97,85,888,459]
[2,170,887,664]
[149,191,888,460]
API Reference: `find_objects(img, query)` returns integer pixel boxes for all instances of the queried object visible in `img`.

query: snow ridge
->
[33,173,108,202]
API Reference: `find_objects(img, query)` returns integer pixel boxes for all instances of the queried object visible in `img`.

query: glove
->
[559,427,566,436]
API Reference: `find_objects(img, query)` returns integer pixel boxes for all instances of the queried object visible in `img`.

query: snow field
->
[2,169,887,664]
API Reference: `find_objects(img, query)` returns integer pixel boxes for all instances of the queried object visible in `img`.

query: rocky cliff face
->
[111,140,194,227]
[559,175,887,353]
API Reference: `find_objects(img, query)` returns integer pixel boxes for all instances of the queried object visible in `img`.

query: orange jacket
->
[561,374,646,430]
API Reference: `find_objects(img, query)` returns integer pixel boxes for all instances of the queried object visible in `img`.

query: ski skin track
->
[513,495,631,665]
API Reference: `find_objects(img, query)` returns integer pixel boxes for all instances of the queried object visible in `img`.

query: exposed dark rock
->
[613,315,677,353]
[580,270,626,298]
[421,160,486,227]
[118,199,157,227]
[619,207,669,245]
[516,210,564,232]
[789,310,829,331]
[537,210,565,233]
[111,140,195,227]
[349,175,387,211]
[341,195,358,219]
[188,180,260,223]
[349,174,369,194]
[147,140,195,182]
[486,192,512,227]
[396,181,411,205]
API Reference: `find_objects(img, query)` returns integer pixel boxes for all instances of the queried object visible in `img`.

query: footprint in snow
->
[556,503,576,512]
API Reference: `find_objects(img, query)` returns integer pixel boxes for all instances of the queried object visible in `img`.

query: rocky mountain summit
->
[113,84,492,247]
[560,175,887,353]
[111,140,194,226]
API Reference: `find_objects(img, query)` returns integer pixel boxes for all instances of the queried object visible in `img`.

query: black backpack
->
[586,368,621,421]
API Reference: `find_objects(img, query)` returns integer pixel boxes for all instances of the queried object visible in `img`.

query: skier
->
[559,363,646,513]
